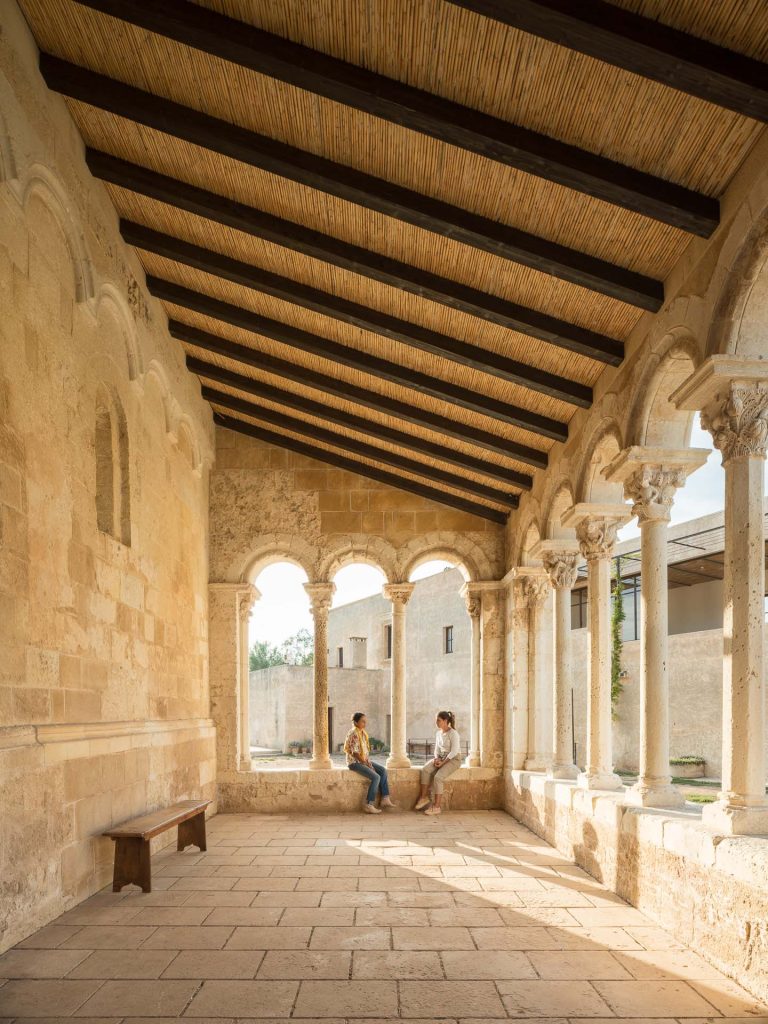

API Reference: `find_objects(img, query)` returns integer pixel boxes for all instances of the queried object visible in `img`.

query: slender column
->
[461,583,482,766]
[508,577,530,770]
[238,586,261,771]
[701,382,768,832]
[304,582,335,770]
[521,573,551,772]
[383,582,415,768]
[480,585,506,769]
[542,550,580,780]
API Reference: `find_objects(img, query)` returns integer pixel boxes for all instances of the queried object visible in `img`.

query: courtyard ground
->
[0,810,765,1020]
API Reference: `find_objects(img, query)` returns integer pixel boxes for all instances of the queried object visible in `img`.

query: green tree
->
[249,628,315,670]
[249,639,286,671]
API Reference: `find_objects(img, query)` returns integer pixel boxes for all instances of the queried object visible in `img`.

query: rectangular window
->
[570,588,588,630]
[616,577,641,642]
[385,623,392,660]
[337,646,344,668]
[444,625,454,654]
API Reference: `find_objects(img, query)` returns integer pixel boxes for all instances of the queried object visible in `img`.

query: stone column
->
[520,572,551,772]
[208,582,259,776]
[460,583,482,766]
[383,582,415,768]
[238,586,261,771]
[674,363,768,833]
[564,504,631,791]
[606,447,709,807]
[508,577,530,770]
[540,546,580,780]
[304,582,335,771]
[480,585,506,769]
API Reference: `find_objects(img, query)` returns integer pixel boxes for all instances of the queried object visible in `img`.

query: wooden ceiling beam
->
[202,385,519,508]
[447,0,768,125]
[170,320,549,467]
[212,411,509,525]
[40,54,664,310]
[188,355,534,490]
[73,0,721,233]
[125,219,592,408]
[88,150,624,366]
[148,275,569,441]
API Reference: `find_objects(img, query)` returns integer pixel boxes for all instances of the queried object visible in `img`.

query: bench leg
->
[112,837,151,893]
[178,810,207,852]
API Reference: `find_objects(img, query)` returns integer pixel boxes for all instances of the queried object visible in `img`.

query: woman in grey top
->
[414,711,462,815]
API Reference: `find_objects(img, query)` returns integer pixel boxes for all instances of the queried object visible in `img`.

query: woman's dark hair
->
[437,710,455,728]
[352,711,366,725]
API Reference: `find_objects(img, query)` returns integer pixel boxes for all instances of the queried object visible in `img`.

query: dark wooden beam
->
[88,150,624,365]
[212,411,508,524]
[170,320,549,468]
[149,276,569,441]
[40,54,664,310]
[202,385,519,508]
[73,0,720,233]
[189,356,533,490]
[447,0,768,125]
[125,220,591,408]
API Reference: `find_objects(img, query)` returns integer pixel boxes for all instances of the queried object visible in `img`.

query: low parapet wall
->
[218,764,503,814]
[504,770,768,1002]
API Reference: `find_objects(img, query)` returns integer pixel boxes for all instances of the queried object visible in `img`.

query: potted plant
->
[670,755,706,779]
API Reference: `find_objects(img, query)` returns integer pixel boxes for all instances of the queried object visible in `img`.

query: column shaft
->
[462,585,482,766]
[508,580,530,770]
[523,576,550,772]
[384,583,414,768]
[552,583,577,778]
[305,583,335,771]
[480,588,505,769]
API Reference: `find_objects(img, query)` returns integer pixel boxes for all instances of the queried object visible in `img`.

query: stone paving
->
[0,810,766,1021]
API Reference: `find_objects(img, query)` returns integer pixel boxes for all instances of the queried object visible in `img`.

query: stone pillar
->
[606,447,709,807]
[304,582,336,771]
[238,586,261,771]
[508,577,530,770]
[480,585,506,769]
[383,582,415,768]
[460,583,482,766]
[540,546,580,780]
[674,362,768,833]
[564,503,631,791]
[520,572,551,772]
[208,582,259,776]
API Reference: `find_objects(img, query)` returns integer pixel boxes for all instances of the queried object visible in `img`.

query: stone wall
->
[0,6,215,952]
[505,772,768,1003]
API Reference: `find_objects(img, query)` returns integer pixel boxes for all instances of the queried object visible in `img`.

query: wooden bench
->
[104,799,210,893]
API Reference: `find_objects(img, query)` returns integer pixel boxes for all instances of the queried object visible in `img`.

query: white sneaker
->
[364,803,382,814]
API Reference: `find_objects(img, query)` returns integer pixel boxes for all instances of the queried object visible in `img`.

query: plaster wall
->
[0,6,215,953]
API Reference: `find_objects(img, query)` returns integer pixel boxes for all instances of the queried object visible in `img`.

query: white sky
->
[250,415,766,646]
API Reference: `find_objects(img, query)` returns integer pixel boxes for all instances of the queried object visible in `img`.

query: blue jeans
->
[349,761,389,803]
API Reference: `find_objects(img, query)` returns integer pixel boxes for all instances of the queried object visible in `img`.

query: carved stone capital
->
[624,465,687,524]
[304,581,335,616]
[576,517,619,561]
[383,582,415,608]
[522,575,549,608]
[460,582,482,619]
[701,381,768,464]
[238,585,260,624]
[543,550,580,590]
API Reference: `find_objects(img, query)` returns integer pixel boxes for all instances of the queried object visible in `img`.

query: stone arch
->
[318,536,398,585]
[627,329,701,449]
[0,105,18,185]
[173,415,203,475]
[143,359,178,436]
[518,518,542,567]
[543,480,577,540]
[239,534,316,584]
[575,419,625,504]
[706,198,768,360]
[397,531,493,583]
[95,282,143,381]
[94,382,131,546]
[22,163,94,303]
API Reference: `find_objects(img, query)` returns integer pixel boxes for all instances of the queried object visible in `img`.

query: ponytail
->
[437,710,455,728]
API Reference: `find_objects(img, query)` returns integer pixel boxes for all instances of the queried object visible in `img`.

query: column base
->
[239,758,253,772]
[577,769,624,792]
[625,779,684,808]
[524,756,550,772]
[308,757,333,771]
[548,763,579,781]
[386,754,411,769]
[467,751,480,767]
[702,799,768,835]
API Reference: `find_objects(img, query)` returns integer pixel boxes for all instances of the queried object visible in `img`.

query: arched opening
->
[94,388,131,546]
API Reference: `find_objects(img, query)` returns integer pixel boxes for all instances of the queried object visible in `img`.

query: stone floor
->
[1,809,766,1021]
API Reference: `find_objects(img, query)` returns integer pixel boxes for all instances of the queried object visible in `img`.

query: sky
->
[250,414,766,646]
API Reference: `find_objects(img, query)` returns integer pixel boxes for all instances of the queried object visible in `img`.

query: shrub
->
[670,755,705,765]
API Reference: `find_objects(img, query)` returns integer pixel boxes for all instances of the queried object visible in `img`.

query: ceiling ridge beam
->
[447,0,768,125]
[87,149,624,365]
[188,355,533,490]
[124,219,592,408]
[147,275,569,441]
[212,411,508,524]
[202,384,519,508]
[169,319,549,468]
[39,53,664,310]
[72,0,720,233]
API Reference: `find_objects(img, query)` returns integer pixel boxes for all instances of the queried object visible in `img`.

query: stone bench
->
[104,799,210,892]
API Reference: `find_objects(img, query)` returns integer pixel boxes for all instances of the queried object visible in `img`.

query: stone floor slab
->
[593,979,728,1017]
[293,980,397,1017]
[400,979,507,1017]
[257,951,351,979]
[163,950,264,979]
[67,949,177,979]
[351,950,442,979]
[0,979,101,1016]
[73,979,200,1016]
[498,979,613,1017]
[0,949,90,978]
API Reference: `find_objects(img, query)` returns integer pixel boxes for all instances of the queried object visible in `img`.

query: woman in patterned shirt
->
[344,712,396,814]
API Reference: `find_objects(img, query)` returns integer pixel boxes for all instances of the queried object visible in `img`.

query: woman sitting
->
[344,712,396,814]
[414,711,462,815]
